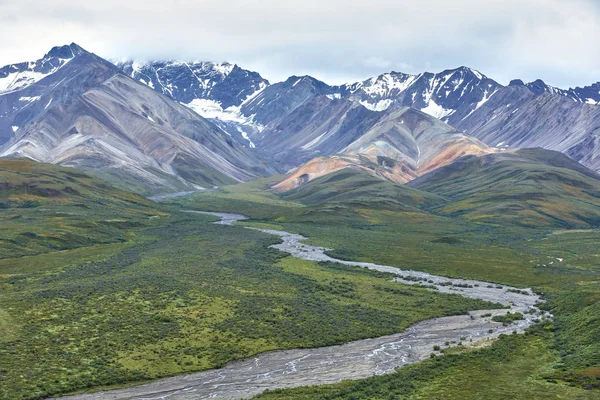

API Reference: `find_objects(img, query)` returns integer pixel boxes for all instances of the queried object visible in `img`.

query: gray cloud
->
[0,0,599,87]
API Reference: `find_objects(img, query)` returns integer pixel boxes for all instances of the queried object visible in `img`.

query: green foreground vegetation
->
[0,158,162,260]
[1,157,599,399]
[170,168,600,398]
[257,328,598,400]
[0,161,500,399]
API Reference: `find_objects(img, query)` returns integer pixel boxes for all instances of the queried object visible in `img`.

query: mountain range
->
[272,107,492,192]
[0,44,274,193]
[1,43,600,194]
[118,54,600,176]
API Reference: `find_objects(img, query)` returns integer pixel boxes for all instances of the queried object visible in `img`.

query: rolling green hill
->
[409,148,600,228]
[280,168,446,212]
[0,158,162,259]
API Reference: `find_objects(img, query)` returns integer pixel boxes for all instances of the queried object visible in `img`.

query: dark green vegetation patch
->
[0,204,497,399]
[173,155,600,397]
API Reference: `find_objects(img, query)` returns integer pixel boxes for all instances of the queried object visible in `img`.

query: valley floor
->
[0,210,496,399]
[1,178,599,399]
[54,211,545,399]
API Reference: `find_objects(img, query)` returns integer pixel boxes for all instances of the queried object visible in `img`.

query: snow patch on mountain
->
[359,99,394,111]
[474,89,498,111]
[0,48,78,95]
[186,99,231,120]
[184,93,265,150]
[357,73,419,97]
[19,96,41,103]
[420,100,454,119]
[0,71,49,93]
[186,98,264,131]
[240,130,256,149]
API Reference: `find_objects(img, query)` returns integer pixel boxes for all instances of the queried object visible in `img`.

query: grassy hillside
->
[0,158,162,259]
[280,168,446,211]
[409,148,600,228]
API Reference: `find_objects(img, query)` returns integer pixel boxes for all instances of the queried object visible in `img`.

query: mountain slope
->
[0,44,275,193]
[455,82,600,172]
[237,76,378,170]
[409,148,600,228]
[280,167,446,212]
[336,69,600,173]
[0,158,161,258]
[254,95,381,170]
[116,60,268,110]
[273,107,492,191]
[119,57,600,173]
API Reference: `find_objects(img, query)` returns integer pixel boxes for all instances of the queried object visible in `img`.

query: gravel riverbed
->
[55,211,548,400]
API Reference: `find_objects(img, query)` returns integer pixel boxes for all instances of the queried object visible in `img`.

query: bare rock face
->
[118,57,600,174]
[454,86,600,172]
[0,45,275,193]
[274,107,492,192]
[3,44,600,194]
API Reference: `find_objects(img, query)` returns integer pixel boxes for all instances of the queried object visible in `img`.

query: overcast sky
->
[1,0,599,88]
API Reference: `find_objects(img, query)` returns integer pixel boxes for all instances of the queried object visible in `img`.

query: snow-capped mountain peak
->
[0,43,84,95]
[334,66,502,120]
[116,59,268,109]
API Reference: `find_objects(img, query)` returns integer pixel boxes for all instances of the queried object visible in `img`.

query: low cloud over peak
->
[1,0,599,87]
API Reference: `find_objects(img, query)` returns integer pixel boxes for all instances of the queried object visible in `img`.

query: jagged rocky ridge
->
[115,59,270,149]
[2,44,599,194]
[120,59,600,173]
[115,60,269,110]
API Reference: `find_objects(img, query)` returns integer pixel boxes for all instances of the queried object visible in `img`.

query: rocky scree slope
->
[273,107,492,192]
[0,44,275,194]
[122,59,600,173]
